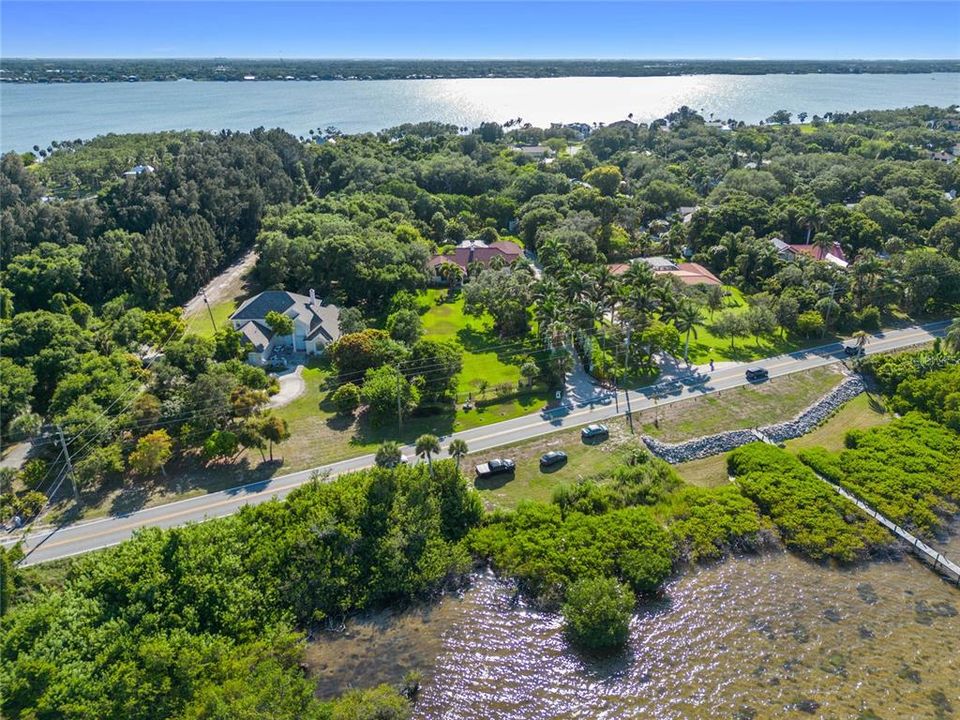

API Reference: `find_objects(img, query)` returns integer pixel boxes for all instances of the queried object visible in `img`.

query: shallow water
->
[307,538,959,719]
[3,73,959,151]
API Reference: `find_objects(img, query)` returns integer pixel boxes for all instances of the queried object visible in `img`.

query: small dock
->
[816,473,960,587]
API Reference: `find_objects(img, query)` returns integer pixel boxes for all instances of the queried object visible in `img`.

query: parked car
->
[475,458,516,478]
[539,450,568,468]
[745,367,769,381]
[581,423,609,440]
[660,378,682,392]
[843,343,865,357]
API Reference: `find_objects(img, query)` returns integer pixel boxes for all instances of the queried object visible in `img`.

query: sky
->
[1,1,958,60]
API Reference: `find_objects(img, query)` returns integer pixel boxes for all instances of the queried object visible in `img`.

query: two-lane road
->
[5,320,949,566]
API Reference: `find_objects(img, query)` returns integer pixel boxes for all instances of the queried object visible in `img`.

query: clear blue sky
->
[2,1,958,59]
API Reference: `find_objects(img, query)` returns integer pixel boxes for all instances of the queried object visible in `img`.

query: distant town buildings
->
[123,164,155,177]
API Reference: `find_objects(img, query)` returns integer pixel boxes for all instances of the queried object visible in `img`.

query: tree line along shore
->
[2,58,959,83]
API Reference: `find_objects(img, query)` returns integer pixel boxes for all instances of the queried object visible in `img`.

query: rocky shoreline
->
[642,376,866,464]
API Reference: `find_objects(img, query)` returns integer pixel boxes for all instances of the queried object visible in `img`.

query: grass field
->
[469,417,638,509]
[464,364,847,508]
[674,387,891,489]
[642,365,843,442]
[785,391,890,452]
[183,296,239,337]
[418,289,536,396]
[685,285,838,364]
[273,359,550,474]
[182,258,256,338]
[674,455,731,488]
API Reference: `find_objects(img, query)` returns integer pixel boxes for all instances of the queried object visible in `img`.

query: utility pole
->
[624,330,634,433]
[396,369,403,437]
[55,424,80,503]
[822,283,837,337]
[201,289,217,332]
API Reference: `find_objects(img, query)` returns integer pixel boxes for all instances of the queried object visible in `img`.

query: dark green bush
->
[468,503,673,608]
[798,413,960,537]
[562,576,635,651]
[728,443,890,562]
[1,462,477,719]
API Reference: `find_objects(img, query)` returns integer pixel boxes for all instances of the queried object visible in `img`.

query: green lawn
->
[465,365,848,508]
[674,454,731,488]
[183,296,239,338]
[642,365,843,442]
[685,285,839,364]
[273,357,550,474]
[785,391,890,453]
[418,289,535,396]
[675,384,890,488]
[469,417,640,509]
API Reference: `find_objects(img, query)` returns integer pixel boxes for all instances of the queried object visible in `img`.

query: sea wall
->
[642,376,866,464]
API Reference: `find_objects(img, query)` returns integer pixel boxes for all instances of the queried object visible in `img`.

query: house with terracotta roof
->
[426,240,524,281]
[765,237,849,269]
[230,289,341,365]
[607,257,721,286]
[787,241,849,269]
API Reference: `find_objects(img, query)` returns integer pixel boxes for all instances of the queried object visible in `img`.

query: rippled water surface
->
[307,538,959,719]
[3,73,959,151]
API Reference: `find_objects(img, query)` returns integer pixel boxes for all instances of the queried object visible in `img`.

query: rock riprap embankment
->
[642,376,865,463]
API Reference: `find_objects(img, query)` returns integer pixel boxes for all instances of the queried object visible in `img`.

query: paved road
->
[5,320,949,566]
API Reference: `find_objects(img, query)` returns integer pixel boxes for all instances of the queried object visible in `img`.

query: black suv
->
[539,450,568,468]
[745,367,769,381]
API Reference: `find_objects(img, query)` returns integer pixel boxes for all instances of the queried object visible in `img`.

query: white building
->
[230,290,341,365]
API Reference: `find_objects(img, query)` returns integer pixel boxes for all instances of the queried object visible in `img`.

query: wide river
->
[306,529,959,719]
[2,73,959,152]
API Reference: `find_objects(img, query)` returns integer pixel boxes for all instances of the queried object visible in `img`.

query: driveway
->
[268,364,306,408]
[182,249,257,318]
[0,441,31,471]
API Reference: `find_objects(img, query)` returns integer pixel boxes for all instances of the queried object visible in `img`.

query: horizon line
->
[4,56,960,62]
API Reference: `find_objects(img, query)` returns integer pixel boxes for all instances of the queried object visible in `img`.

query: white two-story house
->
[230,289,341,365]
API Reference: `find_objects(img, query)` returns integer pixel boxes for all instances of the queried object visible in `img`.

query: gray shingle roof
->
[237,320,273,351]
[231,290,341,345]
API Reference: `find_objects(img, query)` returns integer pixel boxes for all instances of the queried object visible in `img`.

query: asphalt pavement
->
[4,320,949,566]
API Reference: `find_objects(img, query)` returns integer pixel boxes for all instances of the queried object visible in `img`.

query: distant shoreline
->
[3,58,959,84]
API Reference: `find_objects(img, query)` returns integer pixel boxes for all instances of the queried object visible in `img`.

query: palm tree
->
[852,250,882,310]
[574,299,604,333]
[447,439,468,471]
[800,204,822,244]
[375,441,402,468]
[415,434,441,476]
[811,232,835,260]
[674,300,703,365]
[945,317,960,354]
[852,329,869,353]
[437,262,464,297]
[545,319,572,350]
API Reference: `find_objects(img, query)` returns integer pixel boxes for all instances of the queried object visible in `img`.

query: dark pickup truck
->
[475,458,516,478]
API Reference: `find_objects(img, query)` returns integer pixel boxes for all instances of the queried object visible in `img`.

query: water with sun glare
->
[3,72,959,151]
